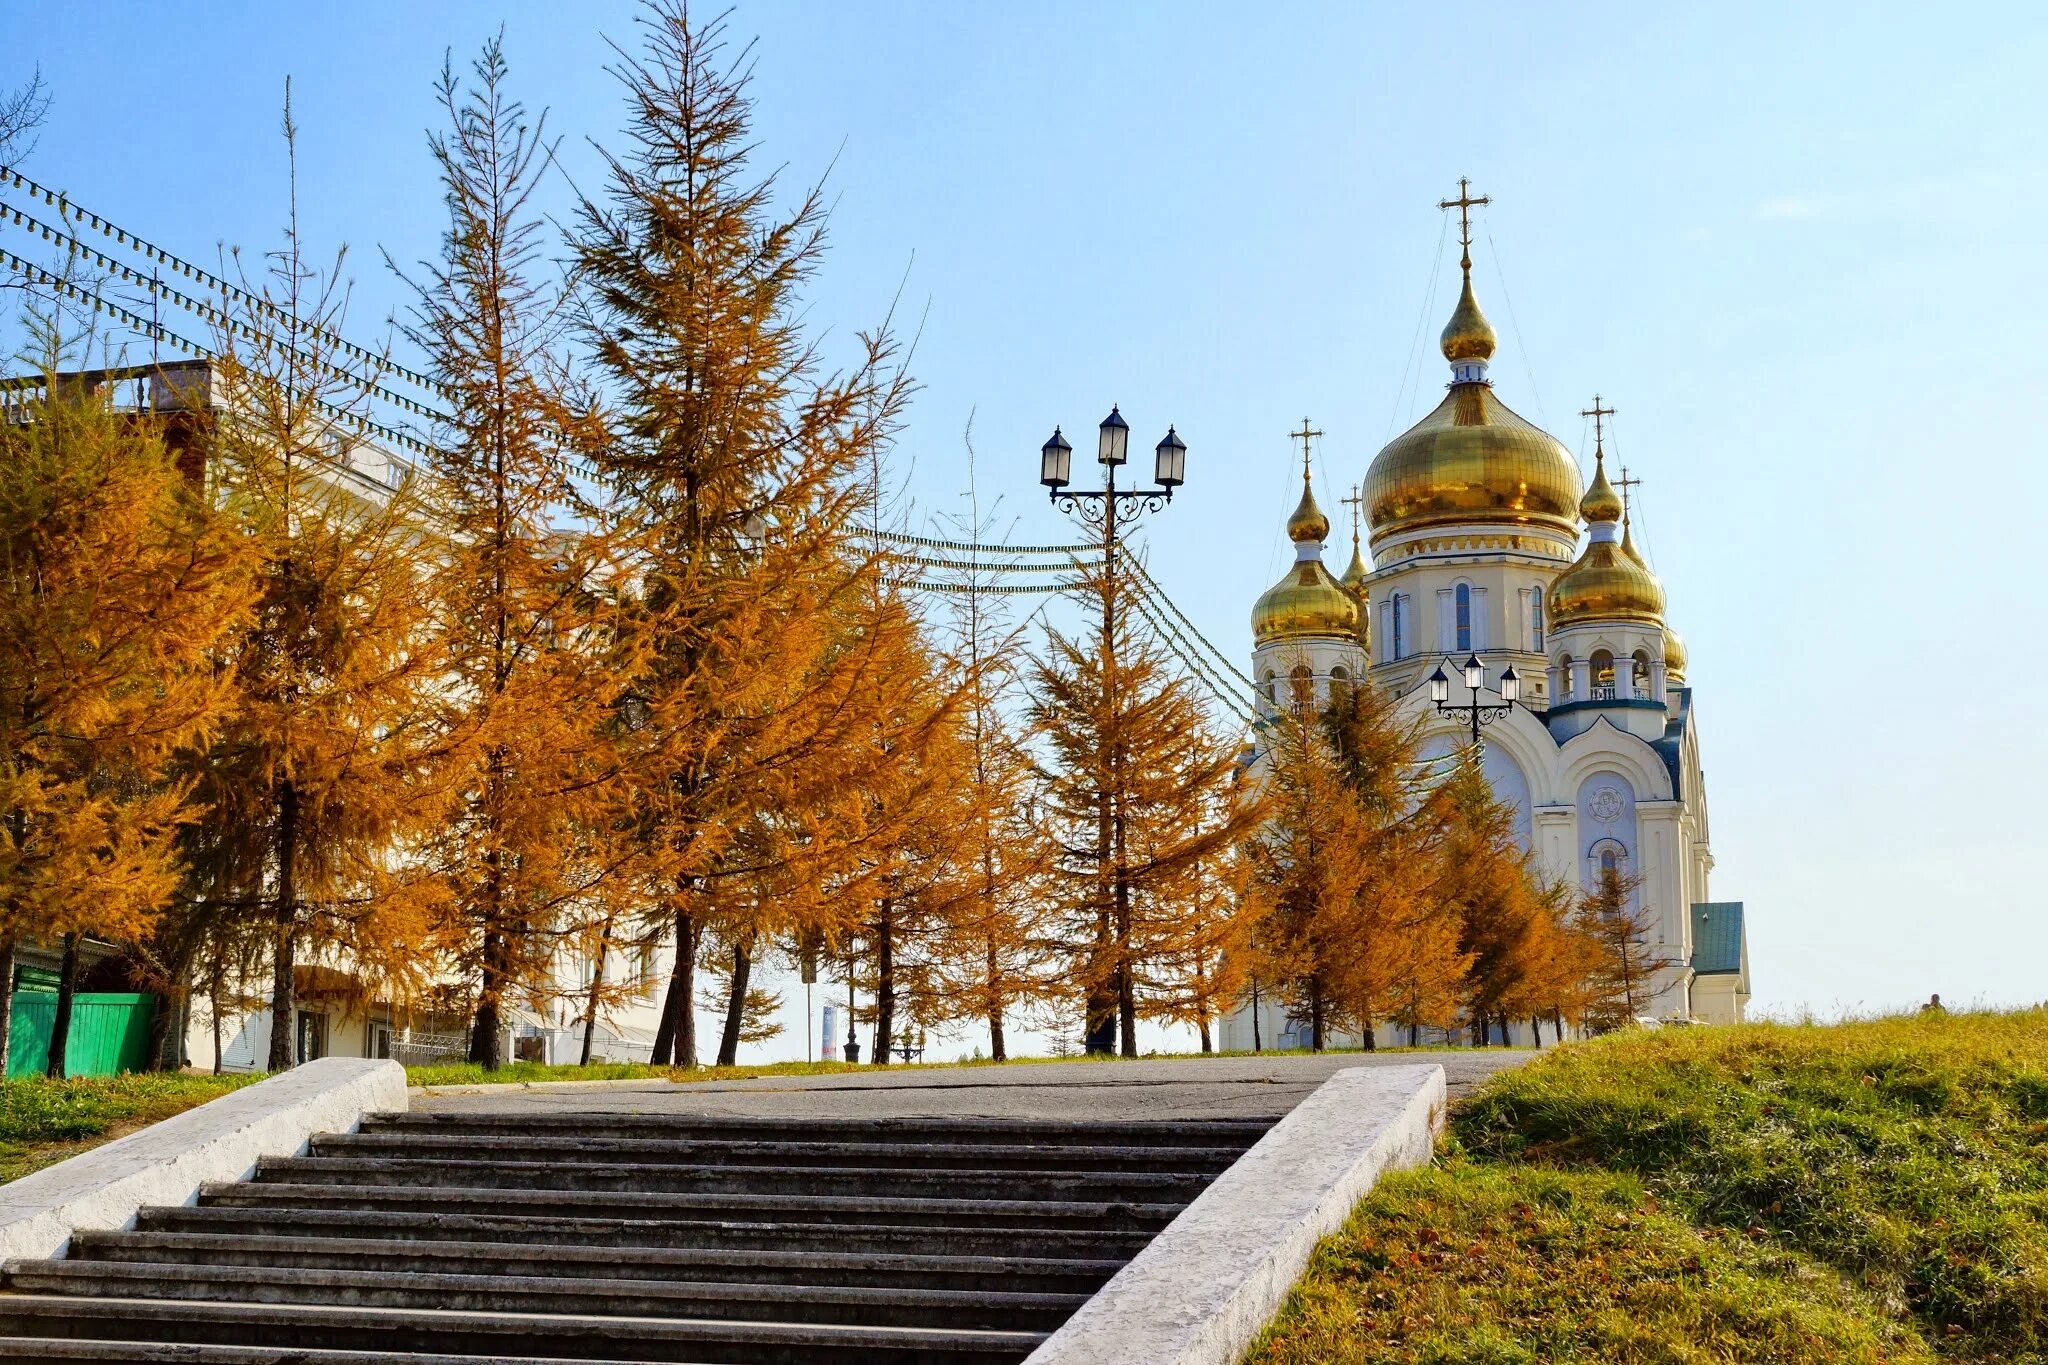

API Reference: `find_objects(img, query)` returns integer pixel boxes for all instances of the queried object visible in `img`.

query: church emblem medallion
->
[1588,786,1626,824]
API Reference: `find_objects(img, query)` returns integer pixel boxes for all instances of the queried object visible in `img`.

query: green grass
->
[1246,1009,2048,1364]
[0,1072,256,1183]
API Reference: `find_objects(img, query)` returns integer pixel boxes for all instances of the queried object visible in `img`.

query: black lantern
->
[1499,665,1520,704]
[1154,426,1186,488]
[1429,664,1451,705]
[1462,653,1485,693]
[1040,427,1073,489]
[1097,405,1130,466]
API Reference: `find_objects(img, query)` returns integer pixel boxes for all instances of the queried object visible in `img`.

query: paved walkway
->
[413,1051,1532,1123]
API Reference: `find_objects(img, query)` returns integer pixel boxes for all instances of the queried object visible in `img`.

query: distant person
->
[1920,993,1946,1016]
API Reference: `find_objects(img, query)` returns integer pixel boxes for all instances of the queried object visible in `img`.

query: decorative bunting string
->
[0,165,451,399]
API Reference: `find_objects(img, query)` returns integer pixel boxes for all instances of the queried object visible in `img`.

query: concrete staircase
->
[0,1109,1275,1363]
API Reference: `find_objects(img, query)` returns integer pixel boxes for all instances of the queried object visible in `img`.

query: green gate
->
[7,991,157,1078]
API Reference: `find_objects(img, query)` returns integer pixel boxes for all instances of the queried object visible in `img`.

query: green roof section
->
[1691,902,1745,976]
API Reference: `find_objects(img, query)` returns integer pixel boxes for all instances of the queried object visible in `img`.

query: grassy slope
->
[1247,1009,2048,1365]
[0,1073,256,1183]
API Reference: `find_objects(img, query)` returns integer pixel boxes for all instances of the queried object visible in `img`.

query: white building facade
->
[1223,229,1748,1051]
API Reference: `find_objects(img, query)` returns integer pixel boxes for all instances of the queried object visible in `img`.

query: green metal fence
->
[6,991,156,1078]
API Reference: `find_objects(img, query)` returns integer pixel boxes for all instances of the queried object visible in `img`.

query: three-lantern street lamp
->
[1039,406,1185,1056]
[1429,653,1520,751]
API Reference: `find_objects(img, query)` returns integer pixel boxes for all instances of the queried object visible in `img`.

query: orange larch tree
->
[394,38,631,1068]
[0,320,251,1075]
[569,3,918,1068]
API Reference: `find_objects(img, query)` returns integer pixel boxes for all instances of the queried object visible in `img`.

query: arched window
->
[1454,583,1472,652]
[1289,664,1315,711]
[1631,649,1651,698]
[1329,664,1349,684]
[1558,653,1574,698]
[1391,594,1406,660]
[1260,669,1278,709]
[1529,587,1544,651]
[1590,650,1616,700]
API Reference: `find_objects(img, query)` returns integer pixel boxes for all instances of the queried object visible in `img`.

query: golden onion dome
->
[1581,457,1624,524]
[1548,540,1666,629]
[1286,478,1330,544]
[1253,560,1361,646]
[1340,537,1370,594]
[1663,624,1688,680]
[1365,258,1581,543]
[1254,474,1361,647]
[1440,267,1498,363]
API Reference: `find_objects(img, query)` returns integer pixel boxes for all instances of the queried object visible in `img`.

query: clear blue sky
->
[8,1,2045,1025]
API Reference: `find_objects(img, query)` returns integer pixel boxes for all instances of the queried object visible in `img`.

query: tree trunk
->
[147,982,185,1072]
[46,933,80,1078]
[0,937,15,1076]
[1409,1020,1420,1048]
[1114,872,1136,1058]
[985,934,1007,1063]
[1198,1015,1212,1054]
[1476,1013,1490,1047]
[266,780,300,1072]
[1308,975,1326,1053]
[467,927,507,1069]
[1553,1006,1567,1042]
[1250,980,1262,1053]
[871,899,894,1066]
[650,905,697,1068]
[715,936,752,1067]
[579,937,607,1066]
[1530,1014,1544,1048]
[1362,1018,1377,1052]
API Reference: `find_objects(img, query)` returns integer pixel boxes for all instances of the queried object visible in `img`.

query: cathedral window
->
[1455,582,1472,652]
[1558,653,1574,698]
[1391,594,1407,660]
[1631,650,1651,698]
[1289,664,1314,712]
[1530,587,1544,650]
[1261,669,1278,709]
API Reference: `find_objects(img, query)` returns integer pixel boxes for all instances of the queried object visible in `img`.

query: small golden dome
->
[1580,454,1623,524]
[1663,625,1688,680]
[1549,539,1666,629]
[1286,479,1330,544]
[1340,537,1370,594]
[1255,471,1359,647]
[1252,560,1361,647]
[1440,267,1498,363]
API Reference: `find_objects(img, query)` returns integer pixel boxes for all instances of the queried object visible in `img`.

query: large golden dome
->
[1253,477,1361,647]
[1549,456,1666,629]
[1364,259,1581,542]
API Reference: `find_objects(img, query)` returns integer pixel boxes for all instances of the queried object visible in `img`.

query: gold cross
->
[1615,465,1644,522]
[1340,484,1364,541]
[1580,395,1615,450]
[1289,417,1322,480]
[1438,177,1491,252]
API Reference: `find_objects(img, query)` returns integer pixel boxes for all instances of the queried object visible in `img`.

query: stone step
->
[365,1111,1275,1150]
[201,1181,1183,1231]
[3,1260,1085,1333]
[0,1295,1041,1363]
[70,1229,1122,1295]
[311,1130,1245,1173]
[0,1339,687,1364]
[251,1154,1211,1202]
[136,1204,1159,1260]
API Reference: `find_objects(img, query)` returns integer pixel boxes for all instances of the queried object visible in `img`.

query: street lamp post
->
[1040,407,1186,1056]
[1429,653,1521,751]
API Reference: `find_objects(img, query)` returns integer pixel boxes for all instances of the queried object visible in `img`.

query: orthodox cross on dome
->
[1341,484,1364,542]
[1438,177,1490,266]
[1580,394,1615,452]
[1289,417,1322,481]
[1615,464,1644,523]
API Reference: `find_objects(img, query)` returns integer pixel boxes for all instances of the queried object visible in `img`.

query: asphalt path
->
[412,1050,1533,1123]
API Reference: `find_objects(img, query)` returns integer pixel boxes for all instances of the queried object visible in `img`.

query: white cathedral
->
[1219,210,1748,1051]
